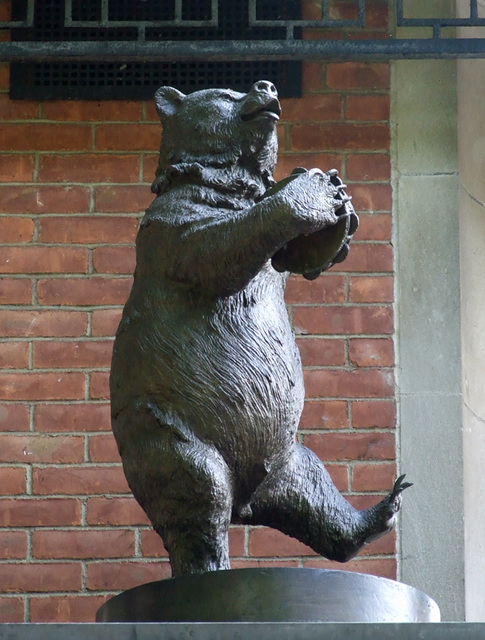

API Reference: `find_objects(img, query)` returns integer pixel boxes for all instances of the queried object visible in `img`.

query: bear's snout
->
[241,80,281,123]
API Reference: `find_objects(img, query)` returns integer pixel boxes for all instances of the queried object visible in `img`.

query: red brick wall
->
[0,53,394,622]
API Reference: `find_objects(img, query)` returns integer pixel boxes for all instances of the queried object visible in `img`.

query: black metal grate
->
[9,0,302,100]
[3,1,485,65]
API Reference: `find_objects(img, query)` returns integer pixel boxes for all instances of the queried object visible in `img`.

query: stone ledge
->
[0,623,484,640]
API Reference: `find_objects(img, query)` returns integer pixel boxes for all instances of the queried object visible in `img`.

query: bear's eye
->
[216,92,238,103]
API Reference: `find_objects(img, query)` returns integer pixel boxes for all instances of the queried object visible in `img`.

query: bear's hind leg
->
[113,405,233,577]
[245,443,408,563]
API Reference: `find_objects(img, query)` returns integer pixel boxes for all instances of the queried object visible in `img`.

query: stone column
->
[393,0,464,620]
[457,3,485,619]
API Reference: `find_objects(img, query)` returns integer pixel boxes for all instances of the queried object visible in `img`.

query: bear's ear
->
[154,86,186,121]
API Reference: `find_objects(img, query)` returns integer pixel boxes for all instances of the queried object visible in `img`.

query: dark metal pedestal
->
[96,568,440,623]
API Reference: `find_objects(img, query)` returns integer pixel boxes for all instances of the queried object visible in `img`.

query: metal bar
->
[26,0,35,27]
[64,0,72,27]
[101,0,109,25]
[470,0,478,21]
[2,38,485,61]
[358,0,366,29]
[210,0,219,27]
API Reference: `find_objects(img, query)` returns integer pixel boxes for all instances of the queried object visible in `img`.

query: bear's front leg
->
[268,169,359,279]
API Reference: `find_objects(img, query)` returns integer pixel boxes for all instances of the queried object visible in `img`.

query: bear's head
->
[152,81,281,194]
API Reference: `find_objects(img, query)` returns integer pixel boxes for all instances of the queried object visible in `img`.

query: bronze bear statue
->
[110,80,410,577]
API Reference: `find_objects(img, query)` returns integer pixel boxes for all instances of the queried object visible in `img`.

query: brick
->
[340,244,393,272]
[36,402,110,432]
[32,529,135,559]
[299,400,349,430]
[0,94,38,120]
[91,309,123,336]
[0,467,26,494]
[326,62,390,90]
[142,154,158,183]
[361,529,396,557]
[285,274,346,304]
[87,560,171,591]
[350,276,393,303]
[0,372,86,401]
[42,100,142,122]
[144,101,160,122]
[0,404,30,432]
[348,494,385,510]
[0,216,35,242]
[0,310,88,337]
[346,95,390,121]
[0,597,25,622]
[274,153,341,182]
[0,155,35,182]
[304,557,396,580]
[304,369,394,399]
[0,341,29,368]
[347,154,390,181]
[365,2,389,30]
[30,595,108,623]
[33,340,113,369]
[296,337,346,366]
[352,400,396,429]
[40,215,140,244]
[0,531,28,559]
[2,563,83,593]
[0,63,9,91]
[0,246,89,274]
[0,278,32,304]
[229,526,246,557]
[95,124,161,151]
[0,434,84,463]
[325,463,349,492]
[280,94,342,122]
[353,213,391,241]
[33,465,128,495]
[304,431,395,461]
[0,185,90,214]
[87,497,150,526]
[249,528,316,557]
[0,124,91,151]
[39,154,140,184]
[95,185,152,213]
[231,559,300,569]
[140,529,169,557]
[294,305,393,335]
[350,183,392,212]
[140,527,249,559]
[37,277,132,306]
[302,62,323,91]
[90,372,110,400]
[88,433,121,463]
[93,246,136,274]
[0,498,82,526]
[291,123,389,152]
[141,528,248,559]
[349,338,394,367]
[352,463,397,492]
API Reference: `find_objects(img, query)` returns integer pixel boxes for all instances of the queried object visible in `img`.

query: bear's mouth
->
[241,98,281,122]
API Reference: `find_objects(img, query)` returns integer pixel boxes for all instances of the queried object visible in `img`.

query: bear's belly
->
[110,282,304,467]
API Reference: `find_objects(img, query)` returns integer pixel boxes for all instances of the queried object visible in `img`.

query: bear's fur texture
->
[110,81,409,577]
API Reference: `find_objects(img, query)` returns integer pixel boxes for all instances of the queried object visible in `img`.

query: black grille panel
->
[10,0,302,100]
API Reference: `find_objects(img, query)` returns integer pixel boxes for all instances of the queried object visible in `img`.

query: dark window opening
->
[10,0,302,100]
